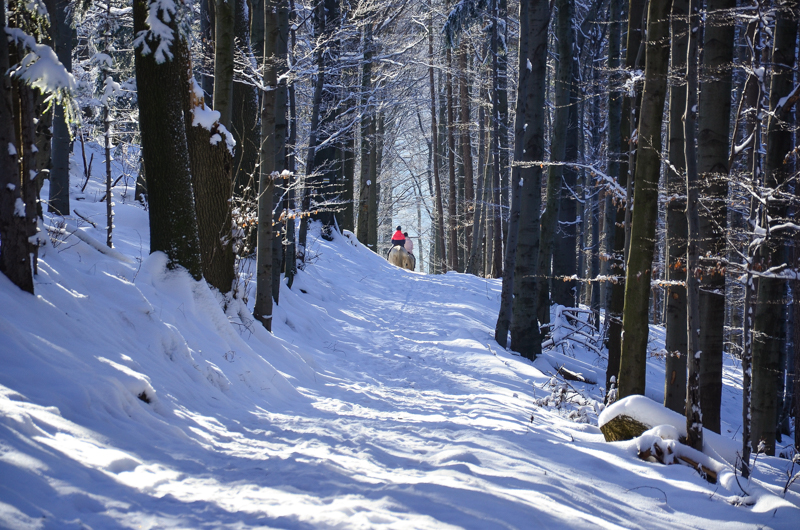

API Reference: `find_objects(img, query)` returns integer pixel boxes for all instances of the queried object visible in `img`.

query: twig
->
[73,209,98,228]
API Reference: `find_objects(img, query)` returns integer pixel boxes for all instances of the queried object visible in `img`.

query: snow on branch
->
[132,0,178,64]
[189,79,236,155]
[6,27,77,106]
[443,0,488,47]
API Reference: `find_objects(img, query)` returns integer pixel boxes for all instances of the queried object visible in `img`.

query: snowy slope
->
[0,143,798,529]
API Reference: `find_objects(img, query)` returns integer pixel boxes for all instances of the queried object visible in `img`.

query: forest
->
[1,0,800,526]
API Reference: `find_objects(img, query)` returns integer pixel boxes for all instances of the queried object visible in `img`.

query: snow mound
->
[599,395,740,464]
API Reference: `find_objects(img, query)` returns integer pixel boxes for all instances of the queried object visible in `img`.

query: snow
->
[133,0,178,64]
[599,395,740,465]
[5,28,77,100]
[13,198,25,217]
[0,145,798,528]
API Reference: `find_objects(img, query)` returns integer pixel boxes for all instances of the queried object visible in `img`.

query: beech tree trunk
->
[213,0,235,129]
[606,0,645,391]
[494,0,530,346]
[618,0,671,399]
[428,6,446,272]
[750,7,797,457]
[231,0,260,195]
[508,0,550,360]
[683,0,702,451]
[537,0,574,324]
[447,45,458,271]
[664,0,689,414]
[459,44,474,261]
[696,0,736,435]
[254,0,279,330]
[47,0,71,216]
[602,0,623,392]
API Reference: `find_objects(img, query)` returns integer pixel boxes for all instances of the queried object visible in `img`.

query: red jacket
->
[391,230,405,241]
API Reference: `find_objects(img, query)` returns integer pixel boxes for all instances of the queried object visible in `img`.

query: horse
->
[388,246,415,271]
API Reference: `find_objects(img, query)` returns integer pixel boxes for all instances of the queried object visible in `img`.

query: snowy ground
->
[1,142,798,529]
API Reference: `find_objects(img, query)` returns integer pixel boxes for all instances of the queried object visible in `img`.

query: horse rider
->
[391,226,405,248]
[403,232,414,255]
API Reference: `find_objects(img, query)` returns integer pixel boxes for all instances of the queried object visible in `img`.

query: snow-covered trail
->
[1,193,798,529]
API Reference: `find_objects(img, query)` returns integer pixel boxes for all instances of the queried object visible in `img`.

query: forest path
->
[257,229,788,529]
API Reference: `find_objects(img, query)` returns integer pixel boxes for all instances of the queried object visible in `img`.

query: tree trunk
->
[339,8,358,234]
[284,7,297,288]
[179,42,236,294]
[750,7,797,457]
[356,24,373,248]
[0,7,32,293]
[272,0,290,304]
[298,1,327,252]
[509,0,550,360]
[429,6,446,272]
[213,0,235,129]
[459,44,474,262]
[537,0,574,323]
[254,0,279,330]
[607,0,645,392]
[367,113,380,250]
[232,0,260,196]
[494,0,530,346]
[618,0,671,399]
[200,0,215,104]
[133,0,202,279]
[664,0,689,414]
[447,45,458,271]
[496,0,509,275]
[683,0,702,451]
[489,1,502,278]
[553,77,579,307]
[47,0,71,216]
[602,0,623,392]
[696,0,736,435]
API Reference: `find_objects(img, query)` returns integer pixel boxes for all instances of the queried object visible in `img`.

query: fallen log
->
[638,445,718,484]
[599,414,649,442]
[557,366,597,385]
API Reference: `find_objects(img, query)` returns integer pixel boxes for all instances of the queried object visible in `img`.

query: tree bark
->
[537,0,574,323]
[509,0,550,360]
[356,23,373,248]
[447,45,458,271]
[428,5,446,272]
[696,0,736,435]
[494,0,530,346]
[0,7,32,293]
[607,0,645,392]
[213,0,235,129]
[750,5,797,456]
[298,0,327,252]
[602,0,623,392]
[47,0,71,216]
[618,0,671,399]
[683,0,702,451]
[232,0,260,196]
[179,41,236,294]
[664,0,689,414]
[272,0,290,304]
[254,0,279,330]
[459,44,474,262]
[133,0,202,279]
